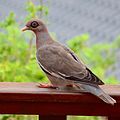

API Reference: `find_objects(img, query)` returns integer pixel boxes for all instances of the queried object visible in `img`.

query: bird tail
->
[76,84,116,105]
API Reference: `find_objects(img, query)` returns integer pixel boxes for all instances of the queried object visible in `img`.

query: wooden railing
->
[0,82,119,120]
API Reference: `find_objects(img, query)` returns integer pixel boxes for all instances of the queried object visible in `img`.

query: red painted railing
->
[0,82,119,120]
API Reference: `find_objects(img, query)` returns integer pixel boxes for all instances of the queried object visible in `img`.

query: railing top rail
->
[0,82,119,116]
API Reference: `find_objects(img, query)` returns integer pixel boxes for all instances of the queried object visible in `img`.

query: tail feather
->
[98,91,116,105]
[76,84,116,105]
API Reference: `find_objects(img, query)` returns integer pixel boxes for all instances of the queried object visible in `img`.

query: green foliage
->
[0,12,16,28]
[0,115,38,120]
[68,116,103,120]
[26,1,49,20]
[0,12,47,83]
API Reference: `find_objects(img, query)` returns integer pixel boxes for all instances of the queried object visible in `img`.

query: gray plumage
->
[22,19,116,105]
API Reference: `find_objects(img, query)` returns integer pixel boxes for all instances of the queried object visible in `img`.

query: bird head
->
[21,19,46,33]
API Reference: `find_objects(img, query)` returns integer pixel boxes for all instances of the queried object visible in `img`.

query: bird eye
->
[31,21,39,28]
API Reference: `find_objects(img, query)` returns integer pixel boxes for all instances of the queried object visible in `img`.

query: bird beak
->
[21,26,29,31]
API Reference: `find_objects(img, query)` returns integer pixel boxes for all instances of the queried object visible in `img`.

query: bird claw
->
[37,83,57,89]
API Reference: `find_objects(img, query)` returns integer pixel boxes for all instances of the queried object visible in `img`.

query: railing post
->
[39,115,67,120]
[108,116,120,120]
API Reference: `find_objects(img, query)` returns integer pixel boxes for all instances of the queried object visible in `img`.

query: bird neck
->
[35,29,52,49]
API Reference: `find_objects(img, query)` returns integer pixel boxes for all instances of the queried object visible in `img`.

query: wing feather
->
[37,42,104,85]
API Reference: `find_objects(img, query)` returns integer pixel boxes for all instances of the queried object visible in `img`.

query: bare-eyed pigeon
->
[22,19,116,105]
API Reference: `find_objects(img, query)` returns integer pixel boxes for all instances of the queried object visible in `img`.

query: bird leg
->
[37,83,58,89]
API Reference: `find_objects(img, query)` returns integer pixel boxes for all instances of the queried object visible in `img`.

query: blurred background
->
[0,0,120,120]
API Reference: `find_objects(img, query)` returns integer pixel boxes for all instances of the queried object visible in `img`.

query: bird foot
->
[37,83,57,89]
[66,84,73,87]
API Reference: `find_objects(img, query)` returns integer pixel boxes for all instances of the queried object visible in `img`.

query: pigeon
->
[22,19,116,105]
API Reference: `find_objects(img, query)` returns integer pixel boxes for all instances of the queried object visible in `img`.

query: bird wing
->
[36,43,104,85]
